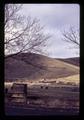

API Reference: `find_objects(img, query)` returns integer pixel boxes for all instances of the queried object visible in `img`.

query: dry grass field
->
[4,53,80,115]
[5,53,79,80]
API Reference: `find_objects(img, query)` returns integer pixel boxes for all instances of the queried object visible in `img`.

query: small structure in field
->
[8,83,28,104]
[11,83,27,94]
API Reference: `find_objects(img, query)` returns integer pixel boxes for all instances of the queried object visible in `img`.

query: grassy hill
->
[57,57,79,66]
[56,74,79,85]
[5,53,79,81]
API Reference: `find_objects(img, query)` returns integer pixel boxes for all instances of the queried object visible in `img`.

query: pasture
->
[4,80,79,115]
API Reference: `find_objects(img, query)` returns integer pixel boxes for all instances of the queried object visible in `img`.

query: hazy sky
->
[19,4,80,58]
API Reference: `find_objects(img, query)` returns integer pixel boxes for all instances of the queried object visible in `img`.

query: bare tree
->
[5,4,51,57]
[62,26,80,48]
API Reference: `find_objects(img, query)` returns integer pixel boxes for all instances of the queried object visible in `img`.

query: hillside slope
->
[58,57,79,66]
[5,53,79,81]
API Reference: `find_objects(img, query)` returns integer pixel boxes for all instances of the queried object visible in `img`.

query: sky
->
[18,4,80,58]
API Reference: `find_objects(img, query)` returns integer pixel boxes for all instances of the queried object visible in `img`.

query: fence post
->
[24,84,27,104]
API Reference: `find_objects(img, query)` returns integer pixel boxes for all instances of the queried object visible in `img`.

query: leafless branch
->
[62,26,80,47]
[5,4,51,56]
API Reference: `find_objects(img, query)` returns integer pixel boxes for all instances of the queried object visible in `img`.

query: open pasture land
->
[4,80,79,115]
